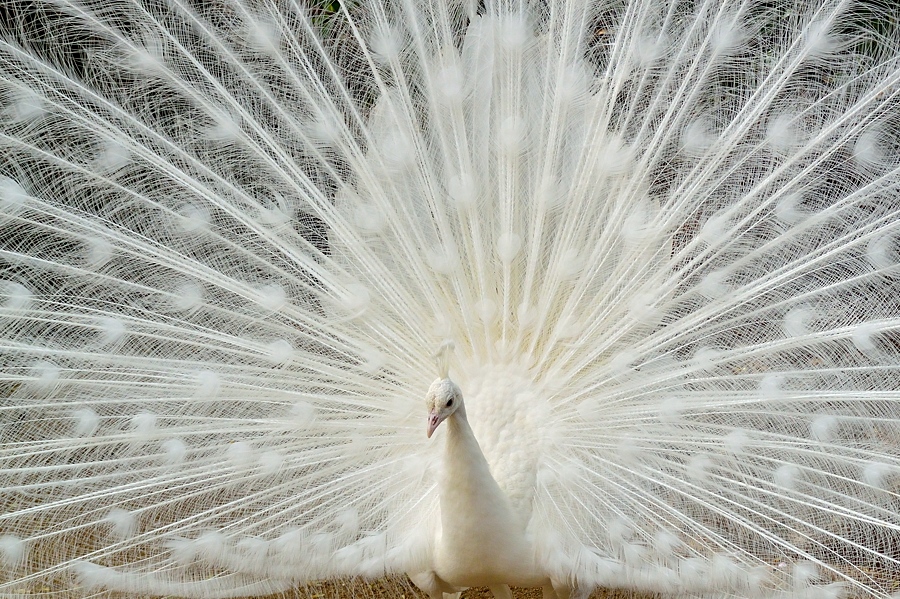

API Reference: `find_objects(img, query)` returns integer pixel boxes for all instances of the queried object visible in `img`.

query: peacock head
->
[425,378,463,438]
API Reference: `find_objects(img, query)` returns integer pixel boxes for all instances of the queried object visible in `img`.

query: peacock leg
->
[487,584,513,599]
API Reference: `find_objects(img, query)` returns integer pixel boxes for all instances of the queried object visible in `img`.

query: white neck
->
[440,405,513,532]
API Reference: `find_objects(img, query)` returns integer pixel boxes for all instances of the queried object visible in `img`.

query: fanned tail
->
[1,0,899,597]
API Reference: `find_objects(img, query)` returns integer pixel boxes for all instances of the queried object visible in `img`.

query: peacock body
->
[1,0,899,597]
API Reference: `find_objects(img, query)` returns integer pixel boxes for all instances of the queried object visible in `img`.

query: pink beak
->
[427,411,443,438]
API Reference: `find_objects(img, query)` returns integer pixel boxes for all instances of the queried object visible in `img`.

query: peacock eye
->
[446,398,453,407]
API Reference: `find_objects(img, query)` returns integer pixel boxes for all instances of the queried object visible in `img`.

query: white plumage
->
[1,1,899,598]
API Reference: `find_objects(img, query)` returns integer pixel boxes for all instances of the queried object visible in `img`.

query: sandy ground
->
[275,579,655,599]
